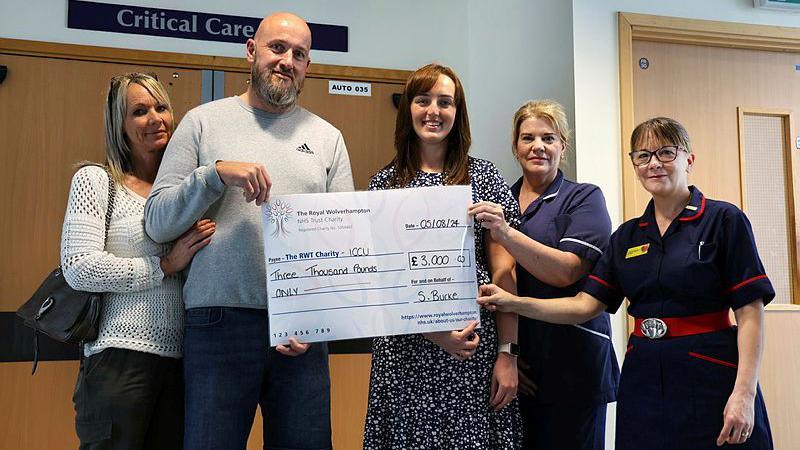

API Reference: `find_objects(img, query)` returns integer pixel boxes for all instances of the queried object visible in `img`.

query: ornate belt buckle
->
[641,318,667,339]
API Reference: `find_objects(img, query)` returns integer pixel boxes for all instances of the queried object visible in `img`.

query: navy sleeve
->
[720,208,775,309]
[582,231,625,313]
[556,186,611,264]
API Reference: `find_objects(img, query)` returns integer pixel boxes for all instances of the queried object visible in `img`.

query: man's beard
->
[251,61,302,109]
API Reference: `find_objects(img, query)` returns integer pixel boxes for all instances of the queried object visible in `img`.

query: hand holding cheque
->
[216,161,273,205]
[262,185,481,346]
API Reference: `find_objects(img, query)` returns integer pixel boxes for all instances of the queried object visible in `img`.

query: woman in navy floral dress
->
[363,63,523,449]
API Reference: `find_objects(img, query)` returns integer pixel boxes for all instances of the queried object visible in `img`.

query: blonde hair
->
[511,99,571,160]
[99,72,173,182]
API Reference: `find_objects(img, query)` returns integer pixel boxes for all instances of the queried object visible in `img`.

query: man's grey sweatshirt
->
[145,96,354,309]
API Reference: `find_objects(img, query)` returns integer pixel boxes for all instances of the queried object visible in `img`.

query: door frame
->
[617,12,800,310]
[0,37,410,83]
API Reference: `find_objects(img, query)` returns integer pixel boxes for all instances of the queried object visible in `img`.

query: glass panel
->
[742,113,792,304]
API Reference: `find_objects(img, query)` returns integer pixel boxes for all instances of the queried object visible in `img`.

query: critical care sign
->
[116,9,254,38]
[67,0,349,51]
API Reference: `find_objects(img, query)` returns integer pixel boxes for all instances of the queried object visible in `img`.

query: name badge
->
[625,243,650,259]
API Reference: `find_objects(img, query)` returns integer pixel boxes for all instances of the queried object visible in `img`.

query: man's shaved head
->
[254,12,312,48]
[245,12,313,112]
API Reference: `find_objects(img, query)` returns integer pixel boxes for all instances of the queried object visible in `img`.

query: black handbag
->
[16,167,116,373]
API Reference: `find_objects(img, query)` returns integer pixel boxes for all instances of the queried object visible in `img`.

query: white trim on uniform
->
[559,237,603,255]
[541,190,560,201]
[573,324,611,340]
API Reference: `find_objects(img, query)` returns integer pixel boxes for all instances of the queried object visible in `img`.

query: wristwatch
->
[498,342,520,357]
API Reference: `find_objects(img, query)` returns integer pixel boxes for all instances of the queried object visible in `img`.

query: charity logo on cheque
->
[267,200,294,237]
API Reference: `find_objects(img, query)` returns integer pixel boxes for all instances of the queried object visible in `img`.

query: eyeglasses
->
[628,146,686,166]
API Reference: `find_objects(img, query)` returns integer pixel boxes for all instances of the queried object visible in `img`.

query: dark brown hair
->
[390,63,471,187]
[630,117,692,153]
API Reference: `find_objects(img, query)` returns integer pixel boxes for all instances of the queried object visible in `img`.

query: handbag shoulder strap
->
[103,169,117,247]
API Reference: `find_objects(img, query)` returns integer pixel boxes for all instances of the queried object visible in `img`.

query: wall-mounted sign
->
[328,80,372,97]
[67,0,348,52]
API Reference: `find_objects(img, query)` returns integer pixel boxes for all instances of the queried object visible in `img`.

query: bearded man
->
[144,12,353,450]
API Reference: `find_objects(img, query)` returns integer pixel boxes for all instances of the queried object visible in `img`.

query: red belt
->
[633,310,732,339]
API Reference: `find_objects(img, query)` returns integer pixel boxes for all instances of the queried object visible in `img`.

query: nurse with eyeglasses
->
[478,117,775,449]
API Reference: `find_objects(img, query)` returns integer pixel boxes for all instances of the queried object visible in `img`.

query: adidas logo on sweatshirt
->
[295,143,313,154]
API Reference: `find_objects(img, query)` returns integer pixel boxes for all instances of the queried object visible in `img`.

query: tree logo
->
[267,200,294,237]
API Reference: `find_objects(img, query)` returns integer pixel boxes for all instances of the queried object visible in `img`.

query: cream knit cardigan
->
[61,165,183,358]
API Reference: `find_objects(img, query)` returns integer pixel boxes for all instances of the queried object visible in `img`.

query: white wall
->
[466,0,576,181]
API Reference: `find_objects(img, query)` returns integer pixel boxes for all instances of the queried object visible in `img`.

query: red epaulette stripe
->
[679,195,706,222]
[588,275,619,292]
[638,222,649,227]
[723,274,768,294]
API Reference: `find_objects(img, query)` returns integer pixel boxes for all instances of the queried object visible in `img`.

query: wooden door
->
[0,54,201,313]
[630,39,800,448]
[762,307,800,449]
[0,52,202,450]
[632,41,800,212]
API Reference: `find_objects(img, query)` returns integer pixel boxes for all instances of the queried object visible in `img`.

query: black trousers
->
[521,397,607,450]
[72,348,184,450]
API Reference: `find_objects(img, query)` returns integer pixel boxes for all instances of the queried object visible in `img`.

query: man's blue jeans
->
[183,307,331,450]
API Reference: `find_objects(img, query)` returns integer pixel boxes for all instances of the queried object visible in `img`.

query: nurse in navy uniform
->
[470,100,619,449]
[478,117,774,449]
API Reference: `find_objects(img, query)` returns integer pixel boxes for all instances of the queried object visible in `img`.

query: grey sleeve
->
[326,132,355,193]
[144,112,226,243]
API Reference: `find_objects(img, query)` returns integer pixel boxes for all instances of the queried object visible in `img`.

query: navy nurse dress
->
[511,170,619,449]
[583,186,774,450]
